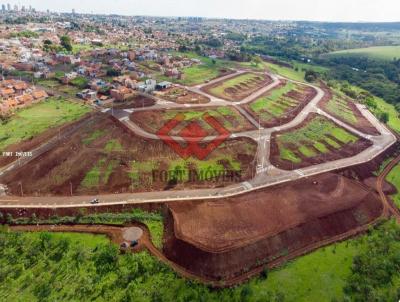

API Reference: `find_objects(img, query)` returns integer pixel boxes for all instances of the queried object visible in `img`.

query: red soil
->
[163,173,383,280]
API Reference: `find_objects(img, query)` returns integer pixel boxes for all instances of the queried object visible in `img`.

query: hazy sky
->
[4,0,400,22]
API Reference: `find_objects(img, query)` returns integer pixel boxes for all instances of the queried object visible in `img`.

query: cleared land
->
[164,173,383,280]
[327,46,400,61]
[1,114,256,196]
[270,114,372,170]
[131,106,256,135]
[154,86,210,104]
[202,72,272,101]
[0,97,90,151]
[244,80,317,127]
[320,86,380,135]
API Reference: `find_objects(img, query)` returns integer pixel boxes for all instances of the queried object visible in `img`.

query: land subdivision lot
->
[154,86,210,104]
[320,86,380,135]
[112,95,156,109]
[1,114,256,196]
[243,80,317,127]
[164,173,383,280]
[270,114,372,170]
[202,72,272,102]
[0,97,90,152]
[130,106,256,135]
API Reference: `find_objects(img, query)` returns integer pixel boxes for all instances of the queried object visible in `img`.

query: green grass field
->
[327,46,400,61]
[172,52,234,86]
[277,116,358,163]
[1,219,397,301]
[386,163,400,208]
[0,98,90,151]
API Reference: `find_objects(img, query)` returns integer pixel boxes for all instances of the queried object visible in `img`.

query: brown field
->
[202,72,272,102]
[163,173,383,280]
[154,86,210,104]
[319,84,380,135]
[1,114,257,196]
[130,106,256,135]
[243,81,317,128]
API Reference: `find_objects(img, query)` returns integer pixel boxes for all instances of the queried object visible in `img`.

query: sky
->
[3,0,400,22]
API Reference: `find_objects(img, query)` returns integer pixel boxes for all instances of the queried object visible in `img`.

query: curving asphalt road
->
[0,69,397,208]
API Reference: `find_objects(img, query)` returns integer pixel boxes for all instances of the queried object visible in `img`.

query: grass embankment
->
[277,116,358,163]
[1,218,398,301]
[0,98,90,151]
[327,46,400,61]
[243,60,328,83]
[386,163,400,208]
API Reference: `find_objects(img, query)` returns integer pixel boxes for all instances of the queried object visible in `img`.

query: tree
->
[60,35,72,52]
[252,56,263,67]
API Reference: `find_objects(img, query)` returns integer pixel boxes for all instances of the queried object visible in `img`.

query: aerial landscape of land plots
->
[1,114,257,196]
[202,72,272,101]
[243,80,317,127]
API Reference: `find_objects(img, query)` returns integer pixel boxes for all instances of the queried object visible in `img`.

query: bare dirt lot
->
[201,72,273,102]
[130,106,256,135]
[163,173,383,280]
[154,86,210,104]
[1,114,257,196]
[270,113,373,170]
[112,95,156,109]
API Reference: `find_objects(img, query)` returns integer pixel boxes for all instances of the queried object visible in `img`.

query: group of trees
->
[0,229,286,302]
[42,35,73,53]
[343,220,400,301]
[321,56,400,105]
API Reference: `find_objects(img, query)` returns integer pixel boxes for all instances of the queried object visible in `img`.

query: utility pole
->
[70,181,73,196]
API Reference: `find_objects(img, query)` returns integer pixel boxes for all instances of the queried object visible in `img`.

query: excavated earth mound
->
[163,173,383,280]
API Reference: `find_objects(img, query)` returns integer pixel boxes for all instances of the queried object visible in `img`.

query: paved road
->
[0,70,397,208]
